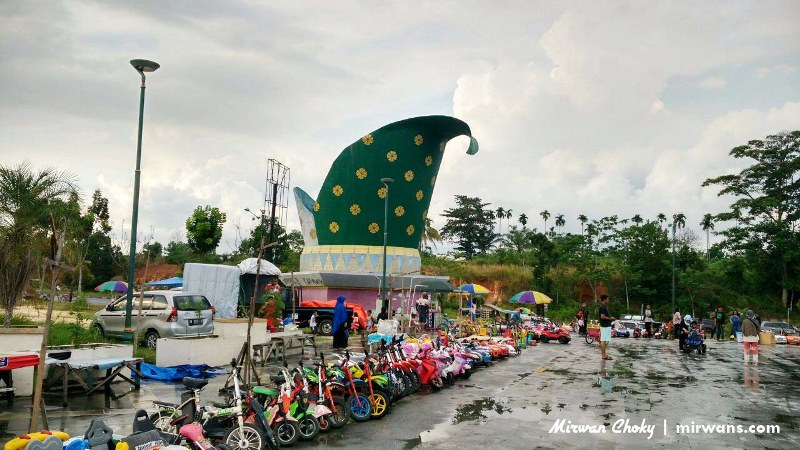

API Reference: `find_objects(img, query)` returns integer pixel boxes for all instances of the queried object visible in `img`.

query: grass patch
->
[135,346,156,364]
[0,314,36,326]
[47,321,109,346]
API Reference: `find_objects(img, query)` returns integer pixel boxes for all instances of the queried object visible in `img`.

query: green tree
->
[420,218,442,253]
[495,207,505,235]
[83,232,122,289]
[700,213,714,263]
[578,214,588,235]
[442,195,498,259]
[540,210,550,232]
[554,214,565,232]
[702,130,800,307]
[0,163,77,327]
[518,213,528,228]
[142,241,163,259]
[185,206,227,254]
[238,222,304,269]
[631,214,643,225]
[165,240,191,265]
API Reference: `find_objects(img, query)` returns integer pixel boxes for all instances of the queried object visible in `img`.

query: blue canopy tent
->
[145,277,183,288]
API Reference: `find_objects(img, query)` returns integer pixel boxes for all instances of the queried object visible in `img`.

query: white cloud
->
[699,76,727,89]
[1,0,798,254]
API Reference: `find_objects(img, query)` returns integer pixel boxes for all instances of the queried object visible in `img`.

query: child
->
[351,313,360,332]
[310,310,318,335]
[366,310,374,333]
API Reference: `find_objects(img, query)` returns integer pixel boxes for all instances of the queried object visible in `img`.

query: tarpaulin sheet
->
[138,363,222,381]
[183,263,241,319]
[300,300,368,330]
[0,353,39,371]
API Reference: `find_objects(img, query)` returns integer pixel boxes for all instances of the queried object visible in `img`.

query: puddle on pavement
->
[452,397,511,424]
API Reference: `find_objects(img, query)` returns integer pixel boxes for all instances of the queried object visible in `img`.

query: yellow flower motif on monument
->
[424,155,433,167]
[431,176,436,186]
[387,150,398,162]
[414,134,423,146]
[310,229,317,239]
[356,168,368,179]
[313,202,320,212]
[350,204,361,215]
[404,170,414,182]
[329,222,340,233]
[394,206,405,217]
[416,190,424,201]
[362,134,374,145]
[406,225,415,236]
[332,185,343,196]
[368,222,380,234]
[377,187,387,199]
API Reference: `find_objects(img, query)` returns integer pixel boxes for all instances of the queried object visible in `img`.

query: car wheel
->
[319,319,333,335]
[92,323,105,337]
[558,336,569,344]
[539,336,549,343]
[144,330,160,348]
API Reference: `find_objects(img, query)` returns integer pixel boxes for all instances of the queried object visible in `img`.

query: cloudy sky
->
[2,1,799,254]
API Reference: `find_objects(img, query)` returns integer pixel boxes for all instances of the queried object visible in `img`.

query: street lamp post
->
[671,222,676,311]
[124,59,160,340]
[380,178,394,314]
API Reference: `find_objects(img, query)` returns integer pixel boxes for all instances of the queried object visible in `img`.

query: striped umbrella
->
[94,280,128,293]
[457,283,491,296]
[509,290,553,305]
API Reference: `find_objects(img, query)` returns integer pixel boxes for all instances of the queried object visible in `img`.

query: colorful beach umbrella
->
[458,283,491,296]
[509,290,553,305]
[94,280,128,293]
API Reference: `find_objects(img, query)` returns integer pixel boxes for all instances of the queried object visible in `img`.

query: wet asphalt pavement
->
[2,335,799,449]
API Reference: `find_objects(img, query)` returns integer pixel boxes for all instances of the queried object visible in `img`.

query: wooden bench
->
[253,335,317,366]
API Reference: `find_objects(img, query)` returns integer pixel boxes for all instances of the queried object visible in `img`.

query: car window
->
[131,295,153,310]
[152,295,168,310]
[108,298,126,312]
[174,295,212,311]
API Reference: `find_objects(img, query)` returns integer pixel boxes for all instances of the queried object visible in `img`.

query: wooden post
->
[29,215,73,432]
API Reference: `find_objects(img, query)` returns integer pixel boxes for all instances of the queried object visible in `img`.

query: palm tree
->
[0,163,77,327]
[518,213,528,228]
[555,214,565,233]
[700,214,714,263]
[657,213,667,226]
[419,217,442,253]
[578,214,588,235]
[495,207,505,235]
[540,210,550,232]
[670,212,686,309]
[505,210,513,233]
[631,214,643,225]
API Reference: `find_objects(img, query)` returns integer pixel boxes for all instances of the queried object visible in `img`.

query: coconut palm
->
[505,209,513,234]
[495,207,505,235]
[578,214,588,235]
[540,210,550,232]
[657,213,667,226]
[518,213,528,228]
[555,214,565,233]
[631,214,643,225]
[419,217,443,253]
[0,163,77,327]
[700,213,714,262]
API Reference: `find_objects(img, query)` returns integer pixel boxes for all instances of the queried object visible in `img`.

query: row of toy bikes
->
[6,334,524,450]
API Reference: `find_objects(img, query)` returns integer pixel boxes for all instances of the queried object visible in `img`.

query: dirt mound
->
[135,263,181,284]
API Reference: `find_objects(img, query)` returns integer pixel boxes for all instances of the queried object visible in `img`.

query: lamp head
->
[380,177,395,185]
[130,59,160,73]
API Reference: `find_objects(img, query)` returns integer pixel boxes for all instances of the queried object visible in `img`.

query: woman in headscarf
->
[742,310,760,364]
[332,295,349,349]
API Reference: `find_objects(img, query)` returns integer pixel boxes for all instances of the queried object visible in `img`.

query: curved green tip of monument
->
[297,115,478,249]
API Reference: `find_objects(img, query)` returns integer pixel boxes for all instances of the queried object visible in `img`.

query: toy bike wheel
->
[369,390,390,419]
[224,423,264,450]
[297,415,320,441]
[327,398,349,428]
[348,393,372,422]
[430,376,443,390]
[150,411,178,435]
[272,422,300,447]
[584,334,594,344]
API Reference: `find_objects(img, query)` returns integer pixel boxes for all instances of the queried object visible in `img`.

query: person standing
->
[714,307,725,341]
[377,307,388,321]
[366,310,374,333]
[417,294,430,330]
[672,309,682,340]
[676,317,689,351]
[730,311,741,340]
[332,295,349,349]
[742,310,760,364]
[579,303,589,335]
[598,295,615,361]
[644,304,654,338]
[309,310,319,335]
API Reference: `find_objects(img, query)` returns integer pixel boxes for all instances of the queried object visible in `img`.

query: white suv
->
[91,291,215,348]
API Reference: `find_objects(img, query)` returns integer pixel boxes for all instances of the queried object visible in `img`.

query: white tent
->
[183,263,241,319]
[237,258,282,276]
